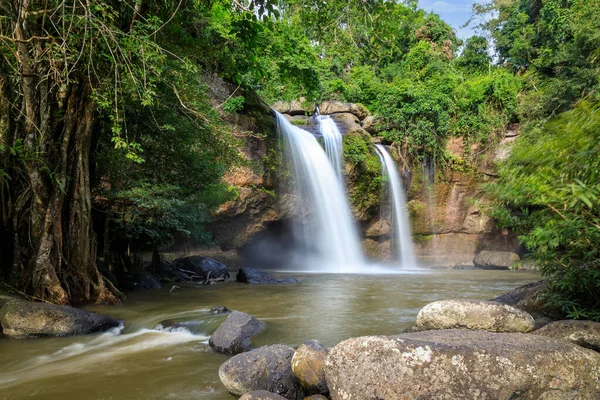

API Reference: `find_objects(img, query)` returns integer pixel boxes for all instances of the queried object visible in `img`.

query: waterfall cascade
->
[276,112,364,272]
[317,115,344,179]
[375,144,418,268]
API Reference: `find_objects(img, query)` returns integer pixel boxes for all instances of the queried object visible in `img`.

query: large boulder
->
[473,250,520,270]
[219,344,305,399]
[416,299,535,333]
[240,391,288,400]
[130,271,162,290]
[272,100,314,116]
[0,301,121,338]
[172,256,230,280]
[493,280,563,320]
[237,268,298,284]
[319,101,369,120]
[209,311,265,355]
[325,330,600,400]
[533,320,600,352]
[291,340,329,395]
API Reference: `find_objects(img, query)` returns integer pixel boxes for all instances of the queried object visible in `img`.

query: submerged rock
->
[0,301,121,338]
[473,250,520,270]
[291,340,329,395]
[416,299,535,333]
[239,391,288,400]
[325,330,600,400]
[173,256,230,280]
[219,344,304,399]
[236,268,298,284]
[209,311,265,355]
[210,305,231,314]
[533,320,600,352]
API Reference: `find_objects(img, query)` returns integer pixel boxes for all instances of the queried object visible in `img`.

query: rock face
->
[534,320,600,352]
[325,330,600,400]
[172,256,230,280]
[236,268,298,284]
[473,250,520,270]
[219,344,305,399]
[291,340,329,395]
[0,301,121,338]
[416,299,535,333]
[318,101,369,120]
[239,391,288,400]
[209,311,265,355]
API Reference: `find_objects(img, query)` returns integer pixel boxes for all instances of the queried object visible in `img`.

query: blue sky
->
[418,0,479,40]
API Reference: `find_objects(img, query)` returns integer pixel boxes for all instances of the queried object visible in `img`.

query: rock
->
[473,250,520,270]
[533,320,600,352]
[303,396,328,400]
[291,340,329,395]
[209,311,265,355]
[155,319,206,334]
[272,100,314,116]
[0,288,22,308]
[361,115,382,133]
[219,344,304,399]
[416,299,535,333]
[0,301,121,338]
[172,256,230,280]
[319,101,369,120]
[493,280,563,319]
[210,305,231,314]
[325,330,600,400]
[131,271,162,290]
[236,268,298,284]
[330,113,361,133]
[240,391,288,400]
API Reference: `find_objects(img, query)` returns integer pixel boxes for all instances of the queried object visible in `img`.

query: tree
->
[456,36,491,73]
[0,0,277,304]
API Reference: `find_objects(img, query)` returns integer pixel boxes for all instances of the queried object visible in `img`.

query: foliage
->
[486,101,600,320]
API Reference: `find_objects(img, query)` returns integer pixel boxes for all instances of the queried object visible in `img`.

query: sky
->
[418,0,479,40]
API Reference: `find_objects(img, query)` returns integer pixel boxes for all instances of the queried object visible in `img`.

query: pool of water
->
[0,270,540,400]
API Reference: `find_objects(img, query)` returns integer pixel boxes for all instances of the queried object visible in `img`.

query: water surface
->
[0,270,540,400]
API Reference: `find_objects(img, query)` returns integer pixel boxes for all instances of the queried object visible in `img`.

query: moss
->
[343,131,382,220]
[413,234,433,243]
[290,119,309,126]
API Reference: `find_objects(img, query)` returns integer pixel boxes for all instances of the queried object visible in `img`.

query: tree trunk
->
[2,2,119,304]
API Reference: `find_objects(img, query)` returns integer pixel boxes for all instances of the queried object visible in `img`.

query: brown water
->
[0,270,540,400]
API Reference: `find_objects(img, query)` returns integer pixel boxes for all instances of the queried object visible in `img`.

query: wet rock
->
[236,268,298,284]
[291,340,329,395]
[533,320,600,352]
[155,319,206,334]
[209,311,265,355]
[416,299,535,333]
[0,301,121,338]
[493,280,563,320]
[318,101,369,120]
[325,330,600,400]
[210,305,231,314]
[219,344,304,399]
[240,391,288,400]
[131,271,162,290]
[473,250,520,270]
[173,256,230,280]
[330,113,361,133]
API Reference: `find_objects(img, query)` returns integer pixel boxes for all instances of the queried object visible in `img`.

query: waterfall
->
[374,144,418,268]
[317,115,344,179]
[276,112,364,272]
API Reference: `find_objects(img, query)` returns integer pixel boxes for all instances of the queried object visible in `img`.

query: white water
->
[317,115,344,179]
[375,144,418,268]
[276,112,364,272]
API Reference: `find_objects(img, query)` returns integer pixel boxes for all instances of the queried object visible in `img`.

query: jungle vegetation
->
[0,0,598,318]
